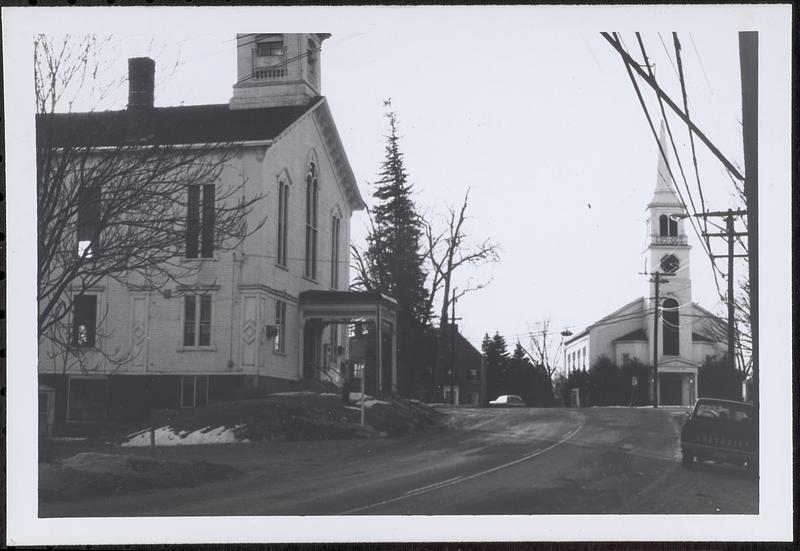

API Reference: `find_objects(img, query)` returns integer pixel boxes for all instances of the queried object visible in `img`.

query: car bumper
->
[682,442,757,463]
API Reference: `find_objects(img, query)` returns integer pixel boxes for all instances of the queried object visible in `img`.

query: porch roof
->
[298,290,398,322]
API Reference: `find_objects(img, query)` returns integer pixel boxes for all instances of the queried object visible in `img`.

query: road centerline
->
[338,422,585,515]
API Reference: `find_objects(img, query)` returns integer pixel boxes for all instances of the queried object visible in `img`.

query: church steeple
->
[648,122,683,209]
[645,120,692,303]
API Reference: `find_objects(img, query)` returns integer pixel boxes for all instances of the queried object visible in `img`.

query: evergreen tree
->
[483,332,509,398]
[363,101,430,396]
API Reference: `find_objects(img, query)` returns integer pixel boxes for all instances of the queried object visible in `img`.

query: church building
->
[38,34,398,430]
[563,124,726,407]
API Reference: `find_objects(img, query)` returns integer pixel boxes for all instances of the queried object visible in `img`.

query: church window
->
[186,184,215,258]
[668,217,678,236]
[659,215,668,236]
[257,40,284,57]
[277,181,289,267]
[662,298,680,355]
[77,185,101,258]
[304,163,319,280]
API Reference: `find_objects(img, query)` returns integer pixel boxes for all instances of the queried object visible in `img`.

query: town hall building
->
[563,124,726,407]
[38,34,398,429]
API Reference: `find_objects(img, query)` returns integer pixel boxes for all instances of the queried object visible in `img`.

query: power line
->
[614,33,724,301]
[657,32,679,79]
[601,32,744,181]
[673,32,710,238]
[688,32,714,95]
[634,32,726,299]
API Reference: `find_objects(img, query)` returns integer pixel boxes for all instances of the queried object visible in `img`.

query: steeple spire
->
[648,121,683,208]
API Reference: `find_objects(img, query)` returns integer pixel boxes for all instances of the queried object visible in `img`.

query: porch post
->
[298,313,305,380]
[391,320,397,395]
[376,302,383,397]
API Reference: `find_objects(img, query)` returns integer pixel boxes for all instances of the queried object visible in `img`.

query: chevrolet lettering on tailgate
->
[679,397,758,475]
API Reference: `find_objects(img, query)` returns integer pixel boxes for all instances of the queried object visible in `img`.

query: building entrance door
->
[302,321,319,379]
[660,374,682,405]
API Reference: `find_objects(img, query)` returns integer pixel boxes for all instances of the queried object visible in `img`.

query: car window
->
[694,403,753,423]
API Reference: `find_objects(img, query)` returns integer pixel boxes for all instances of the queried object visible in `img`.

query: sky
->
[17,7,778,357]
[4,5,794,545]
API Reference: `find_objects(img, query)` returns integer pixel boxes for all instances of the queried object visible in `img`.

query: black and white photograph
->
[4,4,793,545]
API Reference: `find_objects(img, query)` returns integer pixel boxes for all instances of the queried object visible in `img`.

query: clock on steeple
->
[660,254,680,274]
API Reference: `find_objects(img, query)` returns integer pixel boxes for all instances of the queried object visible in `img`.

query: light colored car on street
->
[488,395,526,407]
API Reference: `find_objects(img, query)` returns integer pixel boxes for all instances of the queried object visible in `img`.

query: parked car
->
[489,395,526,407]
[680,398,758,474]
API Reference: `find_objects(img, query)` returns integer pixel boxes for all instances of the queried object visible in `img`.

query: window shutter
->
[201,184,215,258]
[186,185,200,258]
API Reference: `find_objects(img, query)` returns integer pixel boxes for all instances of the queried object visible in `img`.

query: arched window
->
[304,163,319,279]
[659,214,668,237]
[668,216,678,237]
[662,298,680,355]
[277,181,289,266]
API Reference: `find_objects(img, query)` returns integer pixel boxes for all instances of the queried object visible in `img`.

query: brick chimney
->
[127,57,155,109]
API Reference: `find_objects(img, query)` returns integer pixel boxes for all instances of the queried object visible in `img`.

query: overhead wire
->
[673,32,711,238]
[634,32,728,299]
[688,33,714,95]
[657,32,680,79]
[614,33,724,302]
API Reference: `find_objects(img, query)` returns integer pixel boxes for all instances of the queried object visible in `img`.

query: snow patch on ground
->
[121,424,248,446]
[357,399,391,408]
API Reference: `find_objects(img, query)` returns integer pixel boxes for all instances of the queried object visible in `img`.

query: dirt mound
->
[40,452,239,501]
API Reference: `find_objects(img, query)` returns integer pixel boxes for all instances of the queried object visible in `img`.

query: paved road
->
[40,406,757,516]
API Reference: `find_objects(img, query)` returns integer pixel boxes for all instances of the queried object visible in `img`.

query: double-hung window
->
[77,185,101,258]
[183,294,212,347]
[72,294,98,347]
[277,181,289,267]
[274,300,287,353]
[186,184,215,258]
[304,164,319,279]
[330,215,340,288]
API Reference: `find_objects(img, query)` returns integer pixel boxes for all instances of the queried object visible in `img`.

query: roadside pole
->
[696,209,748,375]
[360,365,365,428]
[449,287,457,405]
[646,271,668,408]
[739,31,758,407]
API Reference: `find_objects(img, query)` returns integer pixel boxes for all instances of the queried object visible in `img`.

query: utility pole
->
[739,31,758,407]
[726,211,736,370]
[651,271,667,408]
[696,209,748,374]
[641,270,668,407]
[449,287,459,405]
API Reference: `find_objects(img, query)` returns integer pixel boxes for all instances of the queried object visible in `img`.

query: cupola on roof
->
[230,33,330,110]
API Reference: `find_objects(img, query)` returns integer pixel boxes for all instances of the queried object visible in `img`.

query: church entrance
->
[659,373,683,405]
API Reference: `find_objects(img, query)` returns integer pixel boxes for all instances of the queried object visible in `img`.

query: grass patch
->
[39,452,239,502]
